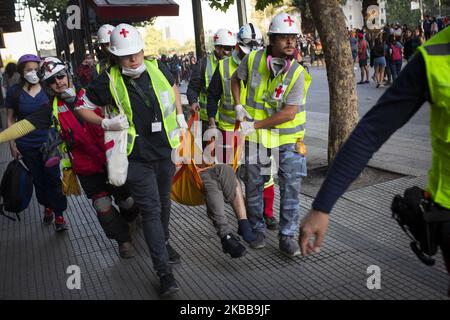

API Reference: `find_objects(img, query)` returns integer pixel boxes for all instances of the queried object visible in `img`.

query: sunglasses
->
[45,72,67,85]
[219,45,235,52]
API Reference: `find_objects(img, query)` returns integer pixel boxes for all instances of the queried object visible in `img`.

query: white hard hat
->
[39,56,67,81]
[237,23,263,54]
[268,12,300,35]
[97,24,115,44]
[109,23,144,56]
[213,28,236,46]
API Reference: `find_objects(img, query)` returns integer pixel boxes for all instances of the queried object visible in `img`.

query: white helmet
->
[237,23,263,54]
[213,28,236,46]
[97,24,115,44]
[109,23,144,56]
[268,12,300,35]
[39,56,67,81]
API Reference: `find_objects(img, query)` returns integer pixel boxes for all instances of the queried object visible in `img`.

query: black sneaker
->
[279,235,301,257]
[159,273,179,298]
[248,232,266,249]
[221,234,247,258]
[265,216,279,230]
[166,243,181,264]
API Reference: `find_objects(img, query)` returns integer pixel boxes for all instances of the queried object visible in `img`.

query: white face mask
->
[122,63,146,78]
[24,70,40,84]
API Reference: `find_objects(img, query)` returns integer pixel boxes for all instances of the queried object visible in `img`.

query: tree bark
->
[306,0,359,164]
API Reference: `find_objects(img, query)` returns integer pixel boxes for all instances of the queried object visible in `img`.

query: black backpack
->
[0,159,34,221]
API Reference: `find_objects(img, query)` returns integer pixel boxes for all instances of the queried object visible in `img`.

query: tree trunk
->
[306,0,359,164]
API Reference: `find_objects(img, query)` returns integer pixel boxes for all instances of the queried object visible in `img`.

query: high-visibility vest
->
[109,59,180,155]
[245,49,312,148]
[199,54,219,121]
[217,56,246,131]
[417,27,450,209]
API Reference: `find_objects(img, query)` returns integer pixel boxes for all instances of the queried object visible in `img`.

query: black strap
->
[124,76,160,121]
[0,204,18,222]
[249,23,256,40]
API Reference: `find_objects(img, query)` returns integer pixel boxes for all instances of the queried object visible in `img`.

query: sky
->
[1,0,242,61]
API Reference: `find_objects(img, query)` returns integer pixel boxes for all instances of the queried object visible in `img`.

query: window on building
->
[381,19,385,24]
[349,15,352,20]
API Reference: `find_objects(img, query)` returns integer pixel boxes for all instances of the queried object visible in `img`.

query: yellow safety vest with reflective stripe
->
[245,49,312,148]
[199,54,219,121]
[218,56,246,131]
[417,28,450,209]
[109,59,180,155]
[52,97,72,170]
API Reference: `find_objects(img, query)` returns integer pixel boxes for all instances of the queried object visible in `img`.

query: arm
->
[172,84,183,115]
[231,72,242,110]
[186,59,202,105]
[254,105,298,129]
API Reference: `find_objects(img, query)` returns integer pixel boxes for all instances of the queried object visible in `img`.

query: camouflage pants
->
[239,142,307,236]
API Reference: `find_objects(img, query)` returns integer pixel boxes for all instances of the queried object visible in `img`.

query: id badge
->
[152,122,162,132]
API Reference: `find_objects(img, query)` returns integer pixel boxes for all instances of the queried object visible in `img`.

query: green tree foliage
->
[386,0,450,26]
[144,26,195,57]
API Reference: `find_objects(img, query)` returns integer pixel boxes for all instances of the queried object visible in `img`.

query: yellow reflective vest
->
[245,49,312,148]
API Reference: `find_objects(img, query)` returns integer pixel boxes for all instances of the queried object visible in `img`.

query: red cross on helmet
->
[97,24,115,44]
[109,23,144,57]
[268,12,300,35]
[213,28,236,46]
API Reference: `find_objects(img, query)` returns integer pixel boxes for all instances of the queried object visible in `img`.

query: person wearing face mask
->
[230,13,312,257]
[206,23,279,232]
[76,23,186,298]
[4,54,68,232]
[76,53,96,88]
[187,28,236,138]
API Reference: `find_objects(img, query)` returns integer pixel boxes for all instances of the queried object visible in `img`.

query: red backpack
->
[391,44,402,61]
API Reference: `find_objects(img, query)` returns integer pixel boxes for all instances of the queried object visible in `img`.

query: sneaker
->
[119,241,135,259]
[357,81,365,85]
[54,216,68,232]
[43,208,54,224]
[166,243,181,264]
[159,273,179,298]
[221,234,247,258]
[364,80,370,84]
[279,235,301,257]
[248,232,266,249]
[265,216,279,230]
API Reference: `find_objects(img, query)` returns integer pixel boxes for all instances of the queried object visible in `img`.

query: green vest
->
[199,54,219,121]
[417,28,450,209]
[217,56,246,131]
[52,97,72,170]
[96,60,109,75]
[245,49,312,148]
[109,59,180,155]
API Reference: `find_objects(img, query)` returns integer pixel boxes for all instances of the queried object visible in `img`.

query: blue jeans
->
[126,159,175,276]
[239,142,307,236]
[389,60,402,82]
[17,145,67,216]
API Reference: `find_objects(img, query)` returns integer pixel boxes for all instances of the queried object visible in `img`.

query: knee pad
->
[93,195,113,215]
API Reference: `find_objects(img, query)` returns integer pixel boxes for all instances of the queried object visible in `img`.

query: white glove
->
[235,104,252,121]
[176,114,188,129]
[240,121,256,135]
[101,114,129,131]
